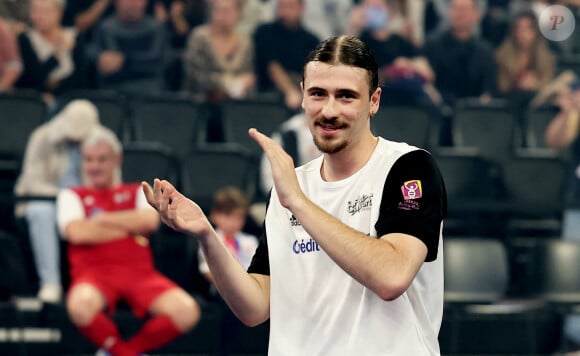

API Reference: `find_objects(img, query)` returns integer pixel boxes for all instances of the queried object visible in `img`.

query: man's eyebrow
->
[306,86,326,92]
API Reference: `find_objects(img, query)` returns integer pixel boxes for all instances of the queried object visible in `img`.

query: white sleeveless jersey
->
[260,138,444,356]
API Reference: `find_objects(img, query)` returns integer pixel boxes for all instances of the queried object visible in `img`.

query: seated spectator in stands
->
[423,0,496,107]
[152,0,207,49]
[259,112,320,195]
[0,16,22,92]
[495,9,555,119]
[421,0,496,146]
[14,100,101,303]
[253,0,318,111]
[350,0,440,107]
[183,0,255,103]
[92,0,168,94]
[57,127,200,356]
[481,0,510,48]
[349,0,412,42]
[301,0,353,41]
[16,0,87,102]
[545,77,580,352]
[495,10,555,97]
[0,0,30,34]
[198,186,258,356]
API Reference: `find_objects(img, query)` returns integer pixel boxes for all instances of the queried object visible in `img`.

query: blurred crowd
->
[0,0,577,118]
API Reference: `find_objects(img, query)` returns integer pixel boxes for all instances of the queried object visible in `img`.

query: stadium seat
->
[371,104,435,149]
[0,91,47,161]
[433,147,501,236]
[442,237,544,355]
[452,98,519,163]
[221,98,290,157]
[122,141,181,190]
[558,55,580,78]
[524,105,560,149]
[181,143,257,213]
[498,149,566,237]
[131,94,206,158]
[532,239,580,351]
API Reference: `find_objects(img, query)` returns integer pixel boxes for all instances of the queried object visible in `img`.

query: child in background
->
[198,186,259,356]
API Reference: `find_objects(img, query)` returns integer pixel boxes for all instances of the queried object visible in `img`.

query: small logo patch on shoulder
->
[401,180,422,200]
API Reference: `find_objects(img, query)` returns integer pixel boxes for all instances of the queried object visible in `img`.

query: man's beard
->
[312,117,348,154]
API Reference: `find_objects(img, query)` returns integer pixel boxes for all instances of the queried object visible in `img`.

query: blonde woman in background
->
[495,9,555,96]
[183,0,255,103]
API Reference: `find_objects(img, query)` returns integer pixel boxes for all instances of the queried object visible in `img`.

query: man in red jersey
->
[56,127,200,356]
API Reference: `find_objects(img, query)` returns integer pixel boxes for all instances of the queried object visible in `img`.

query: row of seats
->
[0,90,293,161]
[0,90,564,162]
[442,237,580,354]
[0,232,572,355]
[0,90,571,236]
[437,146,567,237]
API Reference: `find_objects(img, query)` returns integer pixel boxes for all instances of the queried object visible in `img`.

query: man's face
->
[276,0,303,28]
[301,62,380,155]
[449,0,480,34]
[115,0,147,22]
[82,142,120,189]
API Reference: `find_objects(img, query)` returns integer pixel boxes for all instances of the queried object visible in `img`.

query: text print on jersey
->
[293,238,321,254]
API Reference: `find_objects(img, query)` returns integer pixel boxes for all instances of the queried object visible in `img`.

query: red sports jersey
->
[67,183,154,278]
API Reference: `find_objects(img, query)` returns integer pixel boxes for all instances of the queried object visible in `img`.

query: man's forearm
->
[197,229,270,326]
[65,220,129,245]
[288,196,427,301]
[94,210,160,235]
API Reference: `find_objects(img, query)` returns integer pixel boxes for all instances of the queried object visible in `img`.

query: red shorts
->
[69,267,178,318]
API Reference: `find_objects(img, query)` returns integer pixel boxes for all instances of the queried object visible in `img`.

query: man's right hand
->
[142,179,212,238]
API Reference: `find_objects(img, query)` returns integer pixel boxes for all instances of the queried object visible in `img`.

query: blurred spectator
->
[396,0,428,46]
[15,0,87,102]
[253,0,318,111]
[545,75,580,350]
[198,186,258,356]
[57,127,200,356]
[152,0,207,48]
[14,99,101,303]
[259,112,320,195]
[0,16,22,92]
[301,0,353,40]
[481,0,510,48]
[495,10,555,100]
[183,0,255,103]
[423,0,496,106]
[92,0,168,94]
[349,0,420,45]
[237,0,266,36]
[352,0,440,107]
[261,0,352,40]
[0,0,30,34]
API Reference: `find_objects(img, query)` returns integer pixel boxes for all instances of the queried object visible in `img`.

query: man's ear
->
[301,81,305,110]
[370,87,382,116]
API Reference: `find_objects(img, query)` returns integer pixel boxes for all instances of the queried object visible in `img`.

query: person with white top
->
[144,34,447,355]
